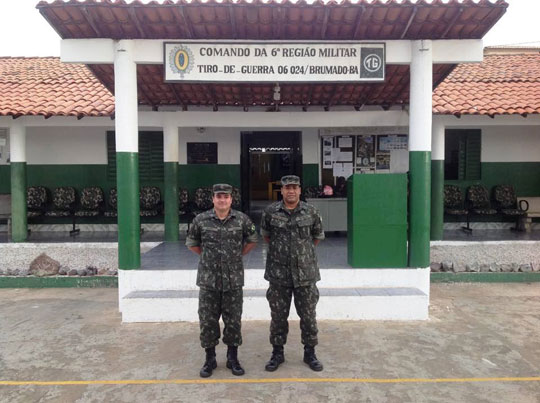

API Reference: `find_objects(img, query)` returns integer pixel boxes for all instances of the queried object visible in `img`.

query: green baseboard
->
[431,272,540,283]
[1,272,539,289]
[0,276,118,288]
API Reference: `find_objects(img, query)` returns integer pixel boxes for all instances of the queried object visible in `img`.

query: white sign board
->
[164,42,385,83]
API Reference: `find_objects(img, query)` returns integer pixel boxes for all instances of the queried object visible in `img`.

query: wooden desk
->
[267,181,281,200]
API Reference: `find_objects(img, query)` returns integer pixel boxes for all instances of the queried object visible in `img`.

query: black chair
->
[44,186,78,236]
[444,185,471,233]
[466,185,497,227]
[493,185,527,231]
[104,188,117,218]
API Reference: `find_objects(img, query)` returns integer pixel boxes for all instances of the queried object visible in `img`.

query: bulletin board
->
[320,128,408,185]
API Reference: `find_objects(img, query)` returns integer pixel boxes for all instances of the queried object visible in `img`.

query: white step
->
[119,268,430,298]
[121,287,428,322]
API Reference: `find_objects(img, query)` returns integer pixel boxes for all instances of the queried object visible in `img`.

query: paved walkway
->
[0,283,539,402]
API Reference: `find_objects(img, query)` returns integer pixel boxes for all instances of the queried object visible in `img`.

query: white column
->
[9,119,28,242]
[409,40,433,153]
[163,116,180,241]
[10,119,26,162]
[163,117,179,163]
[408,39,433,268]
[431,118,445,241]
[114,40,138,153]
[432,119,445,161]
[114,39,140,270]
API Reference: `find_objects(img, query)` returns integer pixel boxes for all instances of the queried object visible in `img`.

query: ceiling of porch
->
[37,0,508,110]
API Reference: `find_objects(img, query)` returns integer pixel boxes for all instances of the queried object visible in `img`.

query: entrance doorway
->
[240,131,302,215]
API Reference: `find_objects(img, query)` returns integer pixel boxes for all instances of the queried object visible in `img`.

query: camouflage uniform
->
[261,200,325,346]
[186,208,258,349]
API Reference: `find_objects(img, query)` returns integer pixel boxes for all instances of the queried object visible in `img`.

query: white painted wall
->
[481,126,540,162]
[178,128,239,164]
[26,127,108,165]
[301,128,319,164]
[14,125,320,166]
[177,127,320,165]
[15,122,540,166]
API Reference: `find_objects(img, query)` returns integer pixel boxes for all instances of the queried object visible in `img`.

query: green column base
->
[117,152,140,270]
[431,159,444,241]
[409,151,431,267]
[10,162,27,242]
[164,162,179,242]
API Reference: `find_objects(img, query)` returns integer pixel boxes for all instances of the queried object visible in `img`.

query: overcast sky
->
[0,0,539,57]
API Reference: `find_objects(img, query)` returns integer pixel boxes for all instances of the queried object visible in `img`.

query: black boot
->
[226,346,245,376]
[303,345,323,372]
[265,345,285,372]
[199,347,217,378]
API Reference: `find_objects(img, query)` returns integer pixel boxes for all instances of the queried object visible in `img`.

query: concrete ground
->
[0,284,539,403]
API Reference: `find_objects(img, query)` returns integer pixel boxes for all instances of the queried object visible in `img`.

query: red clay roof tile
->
[0,57,114,118]
[433,53,540,116]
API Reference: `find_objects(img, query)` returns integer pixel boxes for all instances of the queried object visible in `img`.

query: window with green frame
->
[106,131,164,182]
[444,129,481,181]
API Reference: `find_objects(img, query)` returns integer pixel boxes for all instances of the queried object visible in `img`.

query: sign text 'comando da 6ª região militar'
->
[164,42,385,83]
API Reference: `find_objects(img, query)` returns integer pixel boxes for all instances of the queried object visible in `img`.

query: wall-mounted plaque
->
[187,142,218,164]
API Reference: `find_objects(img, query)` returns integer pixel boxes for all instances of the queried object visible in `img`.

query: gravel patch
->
[431,242,540,265]
[431,241,540,272]
[0,242,160,273]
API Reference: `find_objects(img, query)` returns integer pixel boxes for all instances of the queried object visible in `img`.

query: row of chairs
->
[444,184,527,232]
[26,185,242,222]
[26,186,164,219]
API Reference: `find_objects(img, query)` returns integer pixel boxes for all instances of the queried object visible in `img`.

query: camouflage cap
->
[212,183,233,194]
[281,175,301,186]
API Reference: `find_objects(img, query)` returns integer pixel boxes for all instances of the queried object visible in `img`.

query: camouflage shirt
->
[261,201,325,288]
[186,208,258,291]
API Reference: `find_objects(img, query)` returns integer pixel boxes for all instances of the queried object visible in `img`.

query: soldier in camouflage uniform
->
[260,175,325,372]
[186,183,258,378]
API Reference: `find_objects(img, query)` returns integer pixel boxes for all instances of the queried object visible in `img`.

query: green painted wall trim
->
[302,164,319,187]
[10,162,27,242]
[117,152,140,270]
[445,162,540,197]
[1,272,537,288]
[408,151,431,268]
[164,162,179,242]
[0,276,118,288]
[431,160,444,241]
[178,164,240,192]
[0,165,10,193]
[2,161,538,198]
[431,272,540,283]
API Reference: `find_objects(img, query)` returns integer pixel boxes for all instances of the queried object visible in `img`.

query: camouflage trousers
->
[198,288,243,349]
[266,282,319,347]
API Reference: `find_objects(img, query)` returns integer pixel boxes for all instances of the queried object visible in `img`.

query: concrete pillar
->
[9,120,27,242]
[408,40,432,268]
[431,119,445,240]
[163,117,179,242]
[114,40,140,269]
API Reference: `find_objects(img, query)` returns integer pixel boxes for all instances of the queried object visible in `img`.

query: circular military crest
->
[169,46,194,78]
[363,53,382,73]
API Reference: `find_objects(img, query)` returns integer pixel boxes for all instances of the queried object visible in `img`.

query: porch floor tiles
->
[140,235,350,270]
[140,230,540,271]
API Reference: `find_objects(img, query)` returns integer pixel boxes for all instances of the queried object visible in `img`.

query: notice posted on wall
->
[322,136,333,169]
[333,162,353,179]
[338,137,352,148]
[335,151,353,162]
